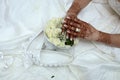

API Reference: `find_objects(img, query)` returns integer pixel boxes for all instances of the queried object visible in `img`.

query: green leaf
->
[65,38,74,46]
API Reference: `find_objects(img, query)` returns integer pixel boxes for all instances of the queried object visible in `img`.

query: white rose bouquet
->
[45,17,78,49]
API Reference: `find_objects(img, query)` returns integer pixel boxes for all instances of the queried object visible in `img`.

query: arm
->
[62,0,91,34]
[64,17,120,48]
[67,0,91,17]
[98,32,120,47]
[110,34,120,47]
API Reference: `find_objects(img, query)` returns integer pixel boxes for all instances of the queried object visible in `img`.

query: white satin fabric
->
[108,0,120,16]
[0,0,120,80]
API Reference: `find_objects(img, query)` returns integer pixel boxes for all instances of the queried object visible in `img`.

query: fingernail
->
[64,24,67,28]
[67,30,70,33]
[70,22,73,25]
[66,35,69,39]
[62,32,64,35]
[66,16,70,19]
[70,37,73,41]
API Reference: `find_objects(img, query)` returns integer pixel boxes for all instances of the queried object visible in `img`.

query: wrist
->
[67,1,81,17]
[97,31,111,44]
[66,12,77,18]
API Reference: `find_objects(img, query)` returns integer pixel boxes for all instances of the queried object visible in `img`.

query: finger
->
[66,29,77,38]
[67,26,81,35]
[69,26,76,31]
[65,16,87,26]
[61,23,66,32]
[62,18,71,24]
[63,24,69,28]
[62,24,69,32]
[63,24,80,32]
[66,17,82,24]
[74,18,83,24]
[61,19,67,24]
[79,32,86,38]
[66,16,71,20]
[69,21,81,28]
[74,18,79,22]
[66,29,73,38]
[61,26,66,32]
[63,17,88,36]
[66,16,76,21]
[66,34,69,39]
[70,35,74,41]
[73,32,78,38]
[66,32,70,39]
[64,16,78,25]
[63,23,76,32]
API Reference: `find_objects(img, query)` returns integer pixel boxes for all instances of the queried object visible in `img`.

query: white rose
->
[50,38,61,46]
[45,17,78,48]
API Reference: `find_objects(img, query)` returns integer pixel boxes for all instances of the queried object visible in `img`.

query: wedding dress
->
[0,0,120,80]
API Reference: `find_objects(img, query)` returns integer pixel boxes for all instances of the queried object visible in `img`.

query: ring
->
[75,28,80,32]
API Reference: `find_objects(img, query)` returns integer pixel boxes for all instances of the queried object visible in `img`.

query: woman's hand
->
[62,0,91,33]
[61,0,120,48]
[62,16,100,41]
[62,13,77,32]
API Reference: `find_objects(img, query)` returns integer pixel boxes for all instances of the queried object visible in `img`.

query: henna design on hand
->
[62,17,100,41]
[97,31,111,44]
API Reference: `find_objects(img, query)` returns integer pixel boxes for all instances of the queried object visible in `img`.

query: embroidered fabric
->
[1,0,120,80]
[24,30,74,68]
